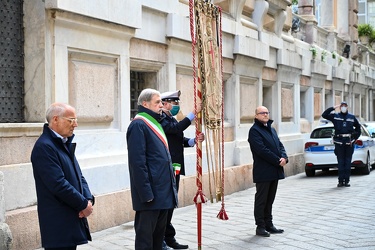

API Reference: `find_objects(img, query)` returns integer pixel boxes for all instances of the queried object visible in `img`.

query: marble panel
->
[0,137,38,166]
[23,0,49,122]
[68,53,117,123]
[6,206,39,250]
[130,39,167,64]
[1,164,36,211]
[240,81,257,123]
[176,73,195,120]
[263,67,278,81]
[314,92,322,118]
[281,87,294,120]
[300,75,311,87]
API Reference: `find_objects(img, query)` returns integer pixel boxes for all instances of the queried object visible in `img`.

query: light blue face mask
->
[170,105,180,116]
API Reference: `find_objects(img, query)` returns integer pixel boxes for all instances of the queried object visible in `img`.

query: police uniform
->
[160,90,193,250]
[322,102,361,186]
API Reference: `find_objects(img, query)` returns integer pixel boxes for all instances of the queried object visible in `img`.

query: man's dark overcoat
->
[127,106,178,211]
[248,119,287,183]
[31,124,93,248]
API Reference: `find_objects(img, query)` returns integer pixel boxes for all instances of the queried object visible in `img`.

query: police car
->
[304,121,375,177]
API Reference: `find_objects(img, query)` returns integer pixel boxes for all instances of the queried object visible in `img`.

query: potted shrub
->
[358,23,373,45]
[321,50,327,62]
[310,47,317,60]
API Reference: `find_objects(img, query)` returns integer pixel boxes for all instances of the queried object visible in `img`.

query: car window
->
[364,124,375,137]
[311,128,334,138]
[361,125,370,137]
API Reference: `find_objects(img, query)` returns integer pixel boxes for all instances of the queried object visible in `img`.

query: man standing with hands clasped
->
[31,102,95,250]
[322,101,360,187]
[248,106,288,237]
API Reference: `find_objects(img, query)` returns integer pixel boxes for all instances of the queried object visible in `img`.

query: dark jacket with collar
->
[126,106,178,211]
[322,107,361,142]
[159,111,192,176]
[31,124,93,248]
[248,119,287,183]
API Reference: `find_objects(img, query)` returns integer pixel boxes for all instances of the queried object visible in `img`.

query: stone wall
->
[0,172,12,250]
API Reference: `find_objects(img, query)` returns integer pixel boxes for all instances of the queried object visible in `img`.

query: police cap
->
[340,101,348,106]
[161,90,181,101]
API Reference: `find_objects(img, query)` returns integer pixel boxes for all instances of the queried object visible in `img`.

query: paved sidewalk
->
[38,170,375,249]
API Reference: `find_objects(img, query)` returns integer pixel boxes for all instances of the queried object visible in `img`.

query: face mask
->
[340,106,347,113]
[170,105,180,116]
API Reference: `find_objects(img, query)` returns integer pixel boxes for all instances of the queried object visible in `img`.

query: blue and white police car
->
[304,121,375,177]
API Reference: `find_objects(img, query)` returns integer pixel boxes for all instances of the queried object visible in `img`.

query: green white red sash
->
[134,112,168,149]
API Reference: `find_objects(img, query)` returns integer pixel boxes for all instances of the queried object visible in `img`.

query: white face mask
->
[340,106,348,113]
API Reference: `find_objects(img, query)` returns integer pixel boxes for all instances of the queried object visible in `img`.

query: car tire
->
[305,169,315,177]
[361,154,371,175]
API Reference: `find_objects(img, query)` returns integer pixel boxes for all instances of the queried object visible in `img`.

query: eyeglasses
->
[257,112,270,115]
[61,117,78,124]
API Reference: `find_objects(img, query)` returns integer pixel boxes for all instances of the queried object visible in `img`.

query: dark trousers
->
[334,144,354,183]
[254,180,278,228]
[164,175,180,244]
[134,209,168,250]
[45,247,77,250]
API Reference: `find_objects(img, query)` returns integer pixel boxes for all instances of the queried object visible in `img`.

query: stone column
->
[298,0,317,44]
[320,0,335,31]
[0,172,13,250]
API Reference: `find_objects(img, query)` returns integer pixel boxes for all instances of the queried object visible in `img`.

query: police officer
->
[159,90,204,249]
[322,101,361,187]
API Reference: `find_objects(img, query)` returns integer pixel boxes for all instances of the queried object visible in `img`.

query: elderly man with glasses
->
[31,102,94,250]
[248,105,288,237]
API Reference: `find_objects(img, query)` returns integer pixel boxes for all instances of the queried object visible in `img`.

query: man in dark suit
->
[31,102,94,250]
[127,88,178,250]
[248,106,288,237]
[160,90,204,249]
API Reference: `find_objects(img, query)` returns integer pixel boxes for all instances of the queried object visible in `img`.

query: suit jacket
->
[160,111,192,175]
[248,119,288,183]
[127,106,178,211]
[31,124,93,248]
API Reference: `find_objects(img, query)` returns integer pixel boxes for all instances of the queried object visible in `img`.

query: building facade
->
[1,0,375,249]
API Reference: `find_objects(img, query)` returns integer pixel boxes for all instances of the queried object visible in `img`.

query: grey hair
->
[45,103,70,123]
[137,88,161,105]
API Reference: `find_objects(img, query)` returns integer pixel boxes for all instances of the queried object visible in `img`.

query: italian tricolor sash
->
[134,112,168,149]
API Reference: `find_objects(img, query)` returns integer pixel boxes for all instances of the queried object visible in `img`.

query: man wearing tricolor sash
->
[127,88,178,250]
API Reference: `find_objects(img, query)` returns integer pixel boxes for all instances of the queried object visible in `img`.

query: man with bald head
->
[31,102,94,250]
[248,106,288,237]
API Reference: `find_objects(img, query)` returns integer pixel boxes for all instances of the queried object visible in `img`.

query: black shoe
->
[162,241,172,250]
[337,182,344,187]
[256,227,270,237]
[344,182,350,187]
[166,241,189,249]
[266,225,284,234]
